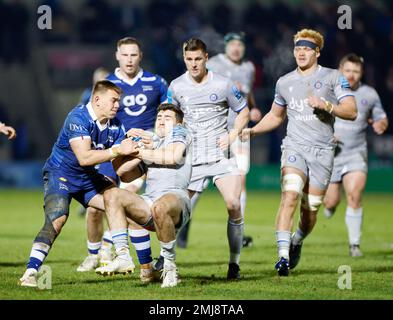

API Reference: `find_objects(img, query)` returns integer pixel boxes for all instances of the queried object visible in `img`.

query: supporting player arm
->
[137,142,186,165]
[70,138,139,167]
[229,107,250,144]
[245,102,286,139]
[247,92,263,122]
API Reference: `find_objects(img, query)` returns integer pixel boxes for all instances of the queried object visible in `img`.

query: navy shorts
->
[97,161,119,185]
[43,169,114,208]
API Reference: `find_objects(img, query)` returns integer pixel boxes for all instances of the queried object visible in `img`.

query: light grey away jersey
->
[334,83,387,157]
[144,125,192,199]
[168,71,247,165]
[274,65,354,149]
[207,54,255,129]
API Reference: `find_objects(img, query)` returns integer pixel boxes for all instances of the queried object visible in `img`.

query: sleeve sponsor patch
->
[339,75,351,89]
[232,86,242,101]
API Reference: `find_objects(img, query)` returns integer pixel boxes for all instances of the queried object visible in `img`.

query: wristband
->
[109,147,120,157]
[325,101,334,114]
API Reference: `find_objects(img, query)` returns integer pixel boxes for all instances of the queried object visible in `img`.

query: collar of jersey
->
[114,68,143,86]
[296,64,322,78]
[185,70,213,86]
[86,102,109,131]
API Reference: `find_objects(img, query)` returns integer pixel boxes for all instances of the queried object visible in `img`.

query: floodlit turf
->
[0,189,392,300]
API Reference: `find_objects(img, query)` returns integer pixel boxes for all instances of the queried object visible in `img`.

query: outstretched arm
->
[71,138,139,167]
[242,102,286,140]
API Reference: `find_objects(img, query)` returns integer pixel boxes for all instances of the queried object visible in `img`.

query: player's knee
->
[301,193,324,212]
[225,197,240,213]
[52,215,67,233]
[324,196,339,210]
[86,207,103,222]
[151,202,169,222]
[37,194,69,245]
[103,188,120,208]
[346,191,362,208]
[282,190,301,208]
[281,173,304,195]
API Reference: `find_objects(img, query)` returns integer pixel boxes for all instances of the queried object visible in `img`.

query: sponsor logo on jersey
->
[92,141,105,150]
[210,93,218,102]
[141,76,157,82]
[69,123,86,132]
[361,98,368,106]
[339,75,350,89]
[123,94,148,116]
[314,81,322,89]
[288,155,296,162]
[288,97,308,112]
[59,182,69,191]
[232,86,242,101]
[142,85,154,92]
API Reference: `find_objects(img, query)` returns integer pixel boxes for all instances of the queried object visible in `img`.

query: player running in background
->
[323,53,389,257]
[241,29,357,276]
[77,37,168,284]
[0,122,17,139]
[176,32,262,249]
[96,103,191,288]
[165,38,249,280]
[19,81,138,287]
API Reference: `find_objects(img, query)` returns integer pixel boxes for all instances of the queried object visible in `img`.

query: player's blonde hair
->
[293,29,324,51]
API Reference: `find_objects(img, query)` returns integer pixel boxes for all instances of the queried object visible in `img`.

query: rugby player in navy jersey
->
[78,37,168,283]
[19,80,139,287]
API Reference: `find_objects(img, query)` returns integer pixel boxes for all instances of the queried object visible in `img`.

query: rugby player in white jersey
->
[242,29,357,276]
[96,103,191,288]
[323,53,388,257]
[165,38,250,279]
[176,32,262,249]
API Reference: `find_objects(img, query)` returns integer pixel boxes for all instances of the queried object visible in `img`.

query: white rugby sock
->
[160,240,176,262]
[111,229,130,257]
[227,218,244,264]
[345,206,363,245]
[276,231,291,259]
[292,228,306,245]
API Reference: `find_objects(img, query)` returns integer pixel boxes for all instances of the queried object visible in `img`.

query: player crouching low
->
[95,103,191,288]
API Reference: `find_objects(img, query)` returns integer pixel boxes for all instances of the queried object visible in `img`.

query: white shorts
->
[141,190,191,233]
[119,176,145,191]
[188,158,240,192]
[330,151,368,183]
[281,142,334,191]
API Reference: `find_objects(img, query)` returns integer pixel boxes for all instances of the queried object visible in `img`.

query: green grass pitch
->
[0,189,392,300]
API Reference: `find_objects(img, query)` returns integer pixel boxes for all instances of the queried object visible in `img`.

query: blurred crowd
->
[0,0,393,159]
